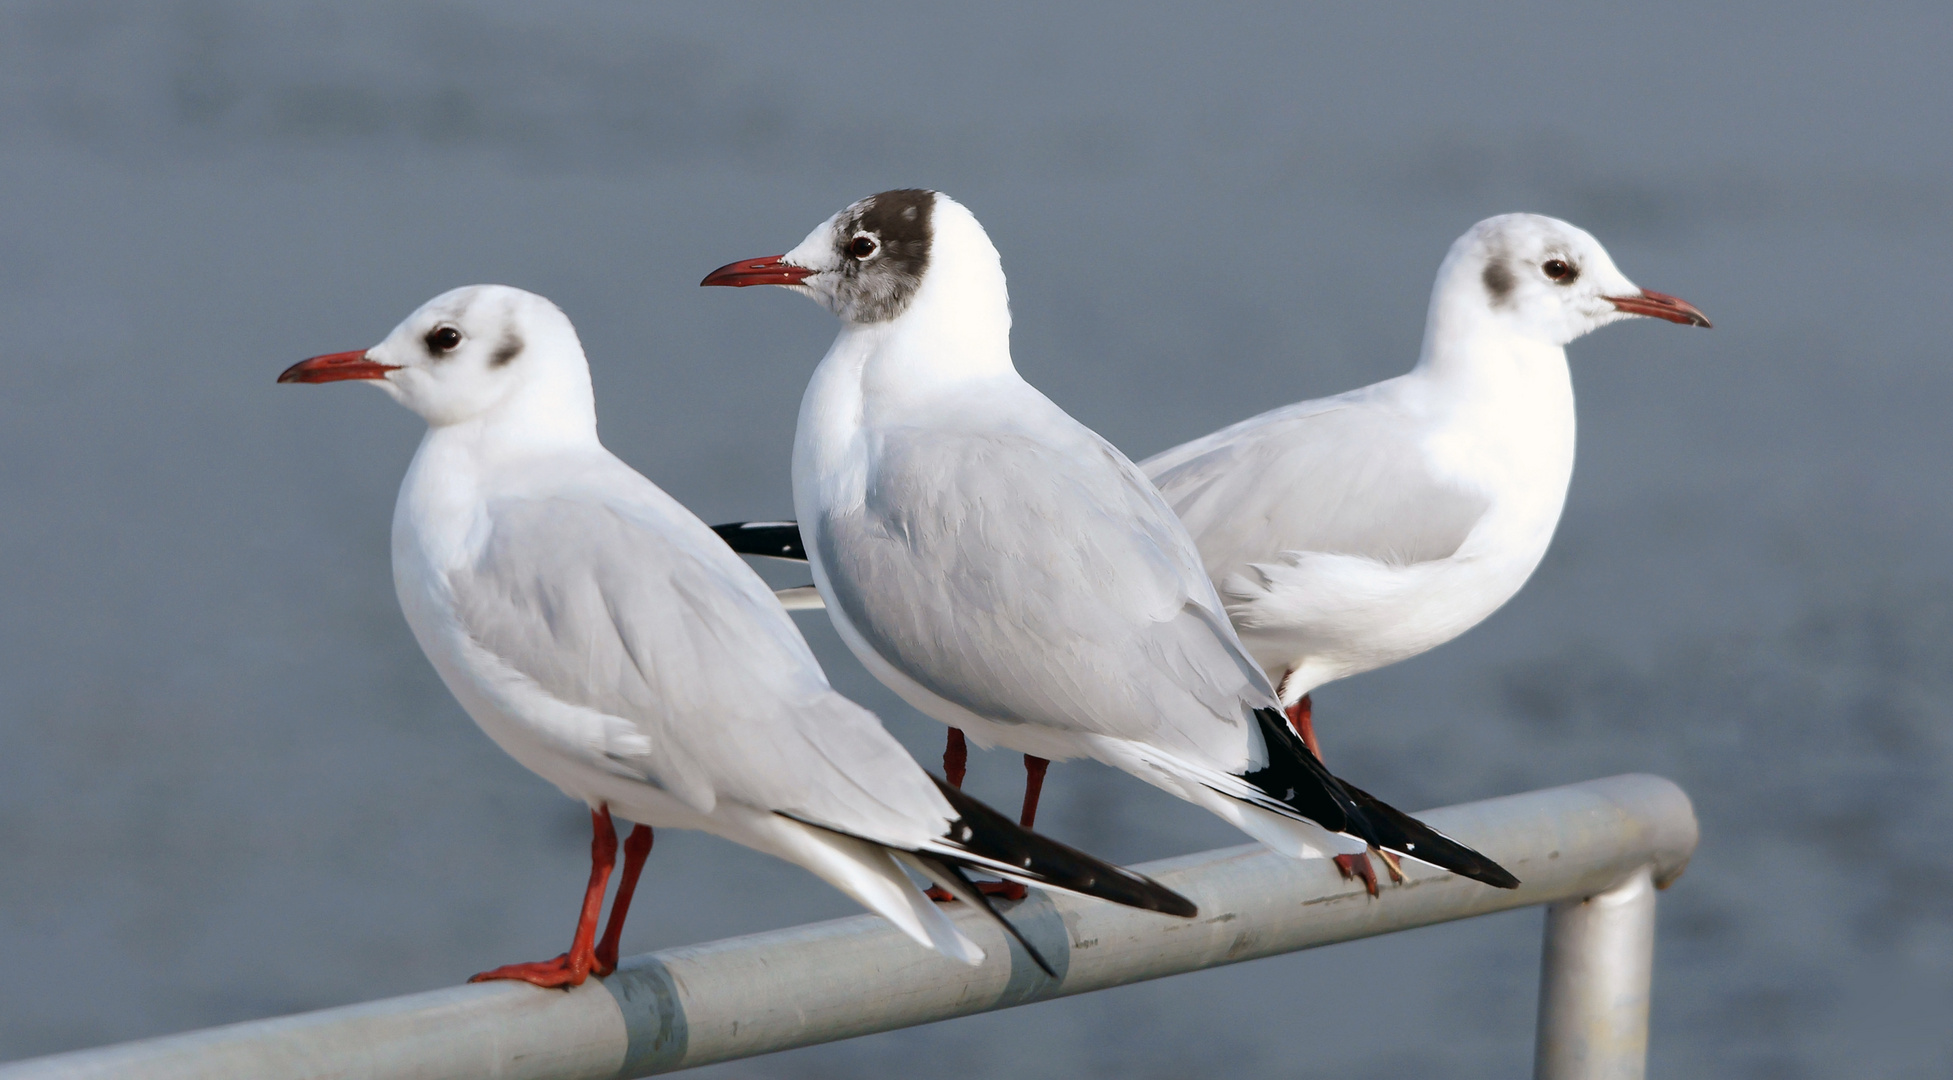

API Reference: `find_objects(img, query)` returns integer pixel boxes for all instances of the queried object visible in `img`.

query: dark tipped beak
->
[1604,289,1712,328]
[700,255,814,288]
[277,350,401,384]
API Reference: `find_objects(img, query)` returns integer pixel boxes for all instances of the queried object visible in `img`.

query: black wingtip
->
[1241,708,1518,890]
[1240,708,1360,834]
[927,859,1058,978]
[710,521,809,561]
[1337,778,1521,890]
[932,777,1198,918]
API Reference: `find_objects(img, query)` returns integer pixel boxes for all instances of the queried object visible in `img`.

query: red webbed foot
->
[469,952,594,989]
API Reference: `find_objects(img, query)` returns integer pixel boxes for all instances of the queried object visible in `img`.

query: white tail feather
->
[766,817,984,966]
[1090,736,1366,860]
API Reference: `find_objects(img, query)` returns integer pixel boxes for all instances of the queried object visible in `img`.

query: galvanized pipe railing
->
[0,773,1696,1080]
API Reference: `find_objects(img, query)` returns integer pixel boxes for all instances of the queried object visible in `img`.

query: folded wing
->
[815,402,1280,774]
[1143,388,1490,582]
[449,478,957,847]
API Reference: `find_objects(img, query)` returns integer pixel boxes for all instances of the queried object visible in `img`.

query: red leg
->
[1284,693,1322,761]
[470,806,618,988]
[927,730,974,902]
[1018,756,1050,828]
[1280,690,1393,896]
[593,824,654,976]
[943,727,969,788]
[983,756,1052,901]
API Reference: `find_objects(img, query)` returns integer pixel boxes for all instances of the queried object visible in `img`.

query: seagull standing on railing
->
[702,191,1518,897]
[277,285,1194,987]
[708,212,1708,893]
[1140,214,1711,761]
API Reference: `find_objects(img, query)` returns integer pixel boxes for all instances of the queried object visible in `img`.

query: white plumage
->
[1144,214,1709,710]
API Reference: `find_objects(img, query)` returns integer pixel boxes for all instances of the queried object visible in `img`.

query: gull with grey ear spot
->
[704,190,1519,900]
[1136,213,1709,890]
[278,284,1194,988]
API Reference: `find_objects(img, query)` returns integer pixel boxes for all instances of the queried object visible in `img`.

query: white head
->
[1427,214,1709,349]
[279,285,597,440]
[699,189,1011,333]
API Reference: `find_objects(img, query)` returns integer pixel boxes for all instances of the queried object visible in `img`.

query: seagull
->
[701,191,1518,897]
[706,213,1708,892]
[1140,214,1711,772]
[276,284,1195,987]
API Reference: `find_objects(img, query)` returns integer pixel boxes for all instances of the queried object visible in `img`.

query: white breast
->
[389,431,651,812]
[1226,335,1577,699]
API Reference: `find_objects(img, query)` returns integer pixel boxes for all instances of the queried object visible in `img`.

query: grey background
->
[2,3,1948,1077]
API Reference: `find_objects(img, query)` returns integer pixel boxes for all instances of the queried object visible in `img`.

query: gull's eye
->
[424,325,463,353]
[848,234,879,259]
[1541,259,1578,284]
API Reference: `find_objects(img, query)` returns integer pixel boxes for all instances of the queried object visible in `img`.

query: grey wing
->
[1143,390,1490,584]
[818,420,1276,771]
[448,489,952,846]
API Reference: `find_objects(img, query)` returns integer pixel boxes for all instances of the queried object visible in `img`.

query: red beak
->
[700,255,814,288]
[277,350,401,384]
[1604,289,1712,328]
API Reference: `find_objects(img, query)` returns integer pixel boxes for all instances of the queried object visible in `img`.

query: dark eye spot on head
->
[1482,260,1515,306]
[1542,259,1579,284]
[832,189,936,323]
[489,331,524,368]
[424,325,463,355]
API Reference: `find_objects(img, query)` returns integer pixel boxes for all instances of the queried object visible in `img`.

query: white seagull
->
[1140,214,1710,772]
[277,284,1193,987]
[701,191,1517,894]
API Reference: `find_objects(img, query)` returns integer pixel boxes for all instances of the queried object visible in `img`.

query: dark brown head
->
[702,189,939,323]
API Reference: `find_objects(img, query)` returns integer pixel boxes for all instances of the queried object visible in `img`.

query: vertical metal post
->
[1533,865,1657,1080]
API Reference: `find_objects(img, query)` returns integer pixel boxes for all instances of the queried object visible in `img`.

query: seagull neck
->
[1410,304,1568,398]
[840,296,1017,400]
[851,234,1019,388]
[427,382,601,463]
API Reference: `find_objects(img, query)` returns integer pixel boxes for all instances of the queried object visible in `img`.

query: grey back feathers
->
[445,480,956,842]
[1145,389,1491,580]
[810,395,1277,769]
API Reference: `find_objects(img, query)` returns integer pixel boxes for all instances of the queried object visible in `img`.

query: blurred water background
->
[1,3,1949,1076]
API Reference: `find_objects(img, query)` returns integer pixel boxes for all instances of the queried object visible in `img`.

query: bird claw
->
[1333,852,1381,897]
[468,952,594,989]
[1333,848,1407,897]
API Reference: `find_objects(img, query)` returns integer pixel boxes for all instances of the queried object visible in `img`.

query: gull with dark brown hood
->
[704,191,1520,898]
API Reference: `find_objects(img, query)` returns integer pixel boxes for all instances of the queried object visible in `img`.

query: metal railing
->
[0,773,1696,1080]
